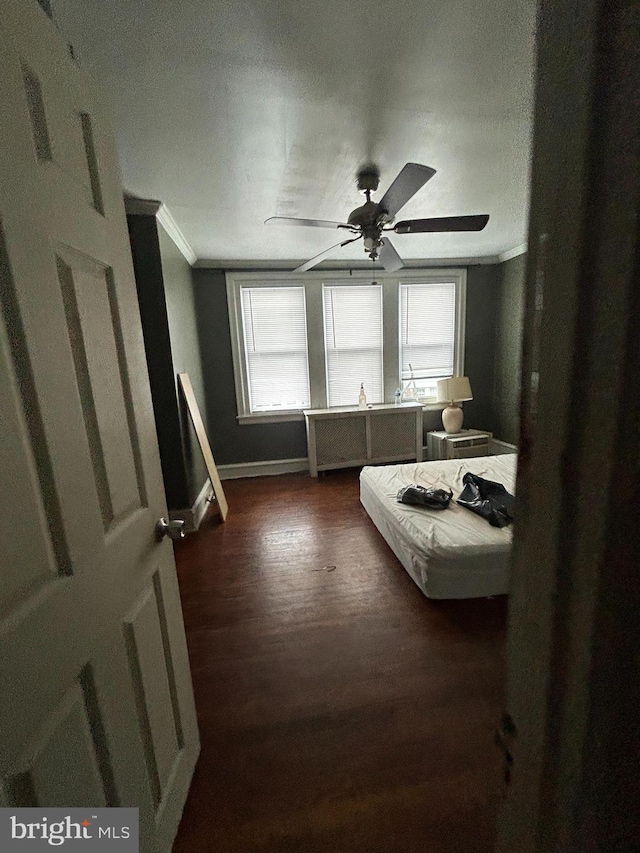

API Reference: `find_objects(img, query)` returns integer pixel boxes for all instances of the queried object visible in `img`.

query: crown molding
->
[122,198,524,271]
[498,243,528,262]
[156,205,197,266]
[124,196,162,216]
[193,254,502,270]
[124,196,197,266]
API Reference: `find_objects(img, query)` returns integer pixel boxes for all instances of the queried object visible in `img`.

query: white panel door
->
[0,3,199,850]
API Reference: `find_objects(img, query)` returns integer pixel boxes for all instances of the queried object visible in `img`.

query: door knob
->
[155,517,185,541]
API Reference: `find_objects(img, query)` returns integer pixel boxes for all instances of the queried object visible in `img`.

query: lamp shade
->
[437,376,473,403]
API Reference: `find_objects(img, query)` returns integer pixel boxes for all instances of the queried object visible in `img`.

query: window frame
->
[239,284,311,414]
[322,281,385,408]
[226,268,466,424]
[398,279,461,403]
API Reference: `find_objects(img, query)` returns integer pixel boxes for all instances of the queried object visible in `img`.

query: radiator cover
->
[304,403,423,477]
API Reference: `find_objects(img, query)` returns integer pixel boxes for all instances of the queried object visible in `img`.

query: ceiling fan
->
[265,163,489,273]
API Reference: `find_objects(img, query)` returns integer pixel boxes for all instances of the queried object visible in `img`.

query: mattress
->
[360,454,517,599]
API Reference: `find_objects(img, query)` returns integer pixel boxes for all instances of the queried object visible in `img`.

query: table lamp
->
[437,376,473,433]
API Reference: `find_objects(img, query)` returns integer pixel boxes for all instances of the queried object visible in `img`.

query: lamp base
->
[442,403,464,434]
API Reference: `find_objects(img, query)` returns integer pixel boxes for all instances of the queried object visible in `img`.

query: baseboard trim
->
[217,457,309,480]
[193,478,214,528]
[169,478,214,532]
[215,445,517,483]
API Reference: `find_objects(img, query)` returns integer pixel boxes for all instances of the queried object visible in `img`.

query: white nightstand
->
[427,429,493,461]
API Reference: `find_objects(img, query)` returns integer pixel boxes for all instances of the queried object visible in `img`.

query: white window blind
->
[241,286,310,412]
[400,282,456,400]
[323,284,383,407]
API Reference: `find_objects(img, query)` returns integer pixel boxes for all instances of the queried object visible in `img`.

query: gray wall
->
[492,253,527,444]
[128,213,209,508]
[193,264,502,465]
[463,264,500,431]
[193,269,308,465]
[158,223,209,504]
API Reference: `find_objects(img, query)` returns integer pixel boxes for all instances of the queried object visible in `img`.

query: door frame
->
[497,1,640,850]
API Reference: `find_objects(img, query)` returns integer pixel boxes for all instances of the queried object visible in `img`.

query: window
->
[323,284,383,407]
[240,286,310,412]
[400,282,456,401]
[227,270,466,423]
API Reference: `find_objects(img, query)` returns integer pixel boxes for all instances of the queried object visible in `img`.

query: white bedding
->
[360,454,517,599]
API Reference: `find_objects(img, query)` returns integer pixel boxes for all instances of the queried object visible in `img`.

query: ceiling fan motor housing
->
[347,200,386,228]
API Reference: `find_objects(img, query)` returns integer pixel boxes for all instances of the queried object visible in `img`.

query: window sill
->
[237,411,305,425]
[238,402,447,424]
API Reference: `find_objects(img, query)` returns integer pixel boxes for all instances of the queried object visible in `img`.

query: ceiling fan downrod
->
[356,164,381,195]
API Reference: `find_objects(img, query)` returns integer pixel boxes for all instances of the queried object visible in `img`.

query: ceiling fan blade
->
[292,236,362,274]
[378,237,404,272]
[265,216,350,229]
[378,163,436,219]
[394,214,490,234]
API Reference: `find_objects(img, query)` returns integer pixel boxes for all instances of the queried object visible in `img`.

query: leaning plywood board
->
[178,372,228,521]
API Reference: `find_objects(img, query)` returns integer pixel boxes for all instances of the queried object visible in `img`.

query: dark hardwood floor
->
[172,469,507,853]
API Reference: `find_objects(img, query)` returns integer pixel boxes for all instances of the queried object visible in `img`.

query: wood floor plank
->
[172,469,507,853]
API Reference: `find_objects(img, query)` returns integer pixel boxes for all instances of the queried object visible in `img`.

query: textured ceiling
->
[53,0,537,264]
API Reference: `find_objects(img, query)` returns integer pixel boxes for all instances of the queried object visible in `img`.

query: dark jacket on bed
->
[456,473,515,528]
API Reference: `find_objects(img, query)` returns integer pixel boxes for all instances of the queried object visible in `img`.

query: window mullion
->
[455,272,467,376]
[383,278,399,404]
[304,279,327,409]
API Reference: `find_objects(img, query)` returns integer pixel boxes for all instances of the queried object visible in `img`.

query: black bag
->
[397,484,453,510]
[456,472,515,528]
